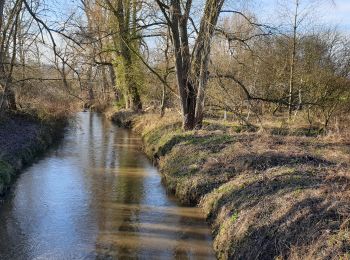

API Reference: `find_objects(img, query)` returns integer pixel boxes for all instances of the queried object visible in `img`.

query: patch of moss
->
[159,144,211,199]
[231,211,239,223]
[141,121,191,158]
[161,145,209,178]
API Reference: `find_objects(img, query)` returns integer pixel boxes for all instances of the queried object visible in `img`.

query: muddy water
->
[0,112,215,259]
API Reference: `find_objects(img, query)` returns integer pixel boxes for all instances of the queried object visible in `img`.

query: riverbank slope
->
[0,111,67,195]
[108,109,350,259]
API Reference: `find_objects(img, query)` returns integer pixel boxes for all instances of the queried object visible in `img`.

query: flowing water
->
[0,112,215,260]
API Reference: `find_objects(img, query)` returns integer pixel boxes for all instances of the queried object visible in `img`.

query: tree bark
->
[193,0,224,128]
[0,0,5,111]
[106,0,142,111]
[0,0,4,31]
[159,0,224,130]
[288,0,299,119]
[0,1,21,111]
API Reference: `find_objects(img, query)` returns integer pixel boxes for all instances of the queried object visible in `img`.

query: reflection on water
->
[0,112,215,259]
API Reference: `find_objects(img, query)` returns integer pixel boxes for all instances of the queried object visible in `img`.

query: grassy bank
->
[0,111,67,195]
[108,109,350,259]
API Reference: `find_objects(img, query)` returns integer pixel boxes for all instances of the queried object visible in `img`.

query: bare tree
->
[156,0,225,130]
[0,0,23,111]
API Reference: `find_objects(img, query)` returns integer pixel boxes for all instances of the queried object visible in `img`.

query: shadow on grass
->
[231,152,334,172]
[205,157,349,259]
[229,195,346,259]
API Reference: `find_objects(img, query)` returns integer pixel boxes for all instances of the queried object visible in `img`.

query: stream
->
[0,112,215,259]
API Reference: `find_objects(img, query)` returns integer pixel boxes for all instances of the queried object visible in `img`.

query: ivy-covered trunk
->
[106,0,143,111]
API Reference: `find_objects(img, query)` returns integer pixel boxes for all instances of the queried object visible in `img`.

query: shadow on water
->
[0,112,215,260]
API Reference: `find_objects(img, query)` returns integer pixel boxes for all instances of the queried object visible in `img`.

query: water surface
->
[0,112,215,259]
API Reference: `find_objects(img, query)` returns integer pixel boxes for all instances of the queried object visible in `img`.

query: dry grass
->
[110,110,350,259]
[200,135,350,259]
[0,111,67,195]
[15,80,81,121]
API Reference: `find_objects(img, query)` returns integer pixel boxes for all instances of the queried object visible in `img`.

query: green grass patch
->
[231,211,239,223]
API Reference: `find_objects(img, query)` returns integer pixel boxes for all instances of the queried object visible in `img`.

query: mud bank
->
[0,112,67,195]
[108,109,350,259]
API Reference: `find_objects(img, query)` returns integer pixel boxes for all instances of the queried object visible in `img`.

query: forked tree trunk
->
[159,0,224,130]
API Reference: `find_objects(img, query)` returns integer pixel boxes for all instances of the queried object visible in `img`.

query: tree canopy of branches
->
[0,0,349,133]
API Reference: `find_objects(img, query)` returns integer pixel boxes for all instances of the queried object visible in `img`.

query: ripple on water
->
[0,112,215,259]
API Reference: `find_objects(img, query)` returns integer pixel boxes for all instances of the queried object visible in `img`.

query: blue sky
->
[253,0,350,33]
[321,0,350,31]
[48,0,350,33]
[38,0,349,63]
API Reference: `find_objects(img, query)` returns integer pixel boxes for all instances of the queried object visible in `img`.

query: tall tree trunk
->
[3,83,16,110]
[87,65,95,102]
[193,0,224,128]
[124,56,142,110]
[0,0,6,112]
[161,0,224,130]
[109,64,121,101]
[83,0,95,103]
[101,65,108,101]
[106,0,142,111]
[288,0,299,119]
[160,33,171,117]
[1,3,21,111]
[169,0,193,129]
